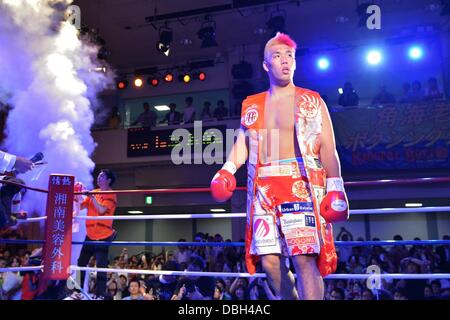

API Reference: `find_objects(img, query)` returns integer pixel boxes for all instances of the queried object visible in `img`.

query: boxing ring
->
[1,175,450,300]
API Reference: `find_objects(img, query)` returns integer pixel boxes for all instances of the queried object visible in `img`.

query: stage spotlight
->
[147,77,159,87]
[117,80,128,90]
[157,27,172,56]
[266,11,286,37]
[164,72,174,82]
[179,72,191,83]
[317,57,330,70]
[193,71,206,81]
[366,50,382,65]
[134,77,143,87]
[408,46,423,60]
[197,21,218,48]
[183,74,191,83]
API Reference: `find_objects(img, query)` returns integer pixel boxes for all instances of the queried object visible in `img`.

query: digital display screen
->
[127,125,227,157]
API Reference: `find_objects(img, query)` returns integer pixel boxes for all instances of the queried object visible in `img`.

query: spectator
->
[372,85,396,105]
[183,97,196,124]
[122,279,144,300]
[329,287,345,300]
[410,80,424,102]
[146,261,179,300]
[200,101,213,121]
[214,278,232,300]
[105,280,120,300]
[213,100,228,120]
[393,288,408,300]
[436,235,450,272]
[362,289,375,300]
[399,82,412,103]
[174,239,192,266]
[425,77,444,100]
[172,256,215,300]
[336,227,353,264]
[338,82,359,107]
[430,279,442,298]
[107,106,122,129]
[231,284,250,300]
[118,274,129,298]
[162,103,181,125]
[132,102,157,128]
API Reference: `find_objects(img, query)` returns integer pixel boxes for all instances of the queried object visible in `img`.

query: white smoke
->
[0,0,114,266]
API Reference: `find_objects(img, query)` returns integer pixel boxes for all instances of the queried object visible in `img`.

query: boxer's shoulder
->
[295,86,321,99]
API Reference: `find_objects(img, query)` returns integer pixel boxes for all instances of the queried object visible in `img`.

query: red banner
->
[42,174,74,280]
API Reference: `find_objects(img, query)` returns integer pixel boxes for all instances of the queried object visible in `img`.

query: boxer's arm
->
[226,127,248,171]
[319,101,341,177]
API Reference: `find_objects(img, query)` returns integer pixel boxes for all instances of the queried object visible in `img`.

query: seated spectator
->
[338,82,359,107]
[410,80,424,102]
[106,106,122,129]
[213,100,228,120]
[132,102,157,128]
[162,103,181,125]
[183,96,196,124]
[399,82,412,103]
[105,280,120,300]
[372,85,396,105]
[122,279,144,300]
[425,77,444,100]
[200,101,213,121]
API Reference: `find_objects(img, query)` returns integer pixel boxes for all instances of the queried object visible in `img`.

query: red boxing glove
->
[211,163,237,203]
[320,177,349,223]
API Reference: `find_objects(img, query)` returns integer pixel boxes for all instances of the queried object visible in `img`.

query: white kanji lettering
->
[52,233,65,246]
[62,177,72,186]
[54,193,68,205]
[51,246,64,259]
[51,260,63,273]
[52,176,61,185]
[53,206,66,219]
[53,220,65,232]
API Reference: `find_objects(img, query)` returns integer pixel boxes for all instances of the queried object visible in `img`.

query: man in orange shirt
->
[77,169,117,299]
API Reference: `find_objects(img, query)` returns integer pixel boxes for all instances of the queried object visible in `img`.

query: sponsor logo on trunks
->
[243,106,258,126]
[280,202,313,214]
[287,236,316,246]
[254,218,270,238]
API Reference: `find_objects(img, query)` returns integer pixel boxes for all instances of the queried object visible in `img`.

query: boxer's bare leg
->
[292,254,324,300]
[261,254,298,300]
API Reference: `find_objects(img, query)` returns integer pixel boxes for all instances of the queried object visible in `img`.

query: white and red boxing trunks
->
[250,157,323,257]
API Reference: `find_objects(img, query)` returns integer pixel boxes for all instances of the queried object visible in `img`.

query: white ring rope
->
[69,266,450,280]
[18,206,450,223]
[0,266,43,272]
